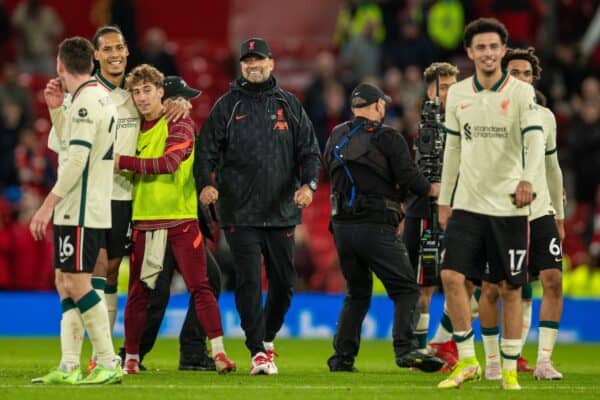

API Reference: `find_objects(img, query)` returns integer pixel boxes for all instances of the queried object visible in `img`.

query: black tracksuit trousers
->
[224,226,296,356]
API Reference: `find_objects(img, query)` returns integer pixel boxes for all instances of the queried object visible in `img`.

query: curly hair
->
[502,47,543,81]
[463,18,508,48]
[125,64,164,90]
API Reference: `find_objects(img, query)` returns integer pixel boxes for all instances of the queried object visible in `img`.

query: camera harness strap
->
[332,122,364,207]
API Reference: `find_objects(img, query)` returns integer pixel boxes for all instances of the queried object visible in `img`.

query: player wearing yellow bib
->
[116,64,236,375]
[29,37,122,385]
[437,19,545,390]
[479,47,565,381]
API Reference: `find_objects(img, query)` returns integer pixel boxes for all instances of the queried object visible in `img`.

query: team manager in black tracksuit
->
[324,83,444,373]
[195,38,320,375]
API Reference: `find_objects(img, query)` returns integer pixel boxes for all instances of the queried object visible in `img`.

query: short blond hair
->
[423,62,459,86]
[125,64,164,90]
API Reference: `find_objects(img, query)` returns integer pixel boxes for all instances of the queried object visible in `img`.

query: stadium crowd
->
[0,0,599,296]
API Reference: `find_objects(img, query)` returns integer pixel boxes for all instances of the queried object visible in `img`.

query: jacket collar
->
[231,75,278,97]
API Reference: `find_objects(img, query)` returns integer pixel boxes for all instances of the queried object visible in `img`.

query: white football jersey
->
[529,106,558,220]
[49,72,140,201]
[53,80,117,228]
[440,72,543,217]
[95,72,140,200]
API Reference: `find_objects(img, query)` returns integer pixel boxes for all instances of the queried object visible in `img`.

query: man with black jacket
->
[196,38,320,375]
[323,82,444,373]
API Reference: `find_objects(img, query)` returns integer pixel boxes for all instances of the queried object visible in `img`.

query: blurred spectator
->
[340,19,382,84]
[401,65,424,111]
[381,66,405,131]
[543,42,586,106]
[0,63,34,125]
[0,98,27,188]
[571,76,600,115]
[14,127,55,195]
[303,51,349,151]
[11,0,63,76]
[567,98,600,204]
[425,0,467,55]
[334,0,385,49]
[384,16,433,71]
[581,76,600,101]
[140,28,179,77]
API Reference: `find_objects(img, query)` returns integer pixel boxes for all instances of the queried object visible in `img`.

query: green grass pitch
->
[1,338,599,399]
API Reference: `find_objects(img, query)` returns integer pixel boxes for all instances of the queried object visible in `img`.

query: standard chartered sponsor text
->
[473,125,508,139]
[118,117,139,129]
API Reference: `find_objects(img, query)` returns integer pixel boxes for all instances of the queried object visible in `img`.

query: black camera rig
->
[416,99,445,183]
[415,70,445,284]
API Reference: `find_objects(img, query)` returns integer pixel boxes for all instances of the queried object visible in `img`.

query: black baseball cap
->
[350,83,391,108]
[163,76,201,99]
[240,37,272,61]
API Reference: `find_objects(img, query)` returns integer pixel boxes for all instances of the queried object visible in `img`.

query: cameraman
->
[323,83,443,373]
[404,62,459,358]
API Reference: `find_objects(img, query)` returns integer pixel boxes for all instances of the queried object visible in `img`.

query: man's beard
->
[244,70,268,83]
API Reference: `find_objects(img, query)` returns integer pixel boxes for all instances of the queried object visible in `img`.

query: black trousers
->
[139,242,222,359]
[224,226,296,356]
[331,222,420,358]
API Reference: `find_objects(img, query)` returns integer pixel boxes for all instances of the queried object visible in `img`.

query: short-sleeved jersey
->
[53,80,117,228]
[530,106,557,220]
[442,71,543,217]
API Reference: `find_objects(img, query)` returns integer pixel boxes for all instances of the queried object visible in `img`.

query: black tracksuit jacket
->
[195,76,320,227]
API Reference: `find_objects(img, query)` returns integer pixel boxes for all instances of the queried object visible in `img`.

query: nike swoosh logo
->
[460,104,471,110]
[285,231,294,238]
[136,144,148,156]
[555,257,562,262]
[183,224,190,232]
[60,256,70,263]
[235,114,247,121]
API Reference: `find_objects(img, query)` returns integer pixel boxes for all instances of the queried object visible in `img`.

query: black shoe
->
[395,350,444,373]
[327,354,357,372]
[179,353,216,371]
[118,346,147,371]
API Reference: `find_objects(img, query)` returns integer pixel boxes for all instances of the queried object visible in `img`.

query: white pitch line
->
[1,384,598,391]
